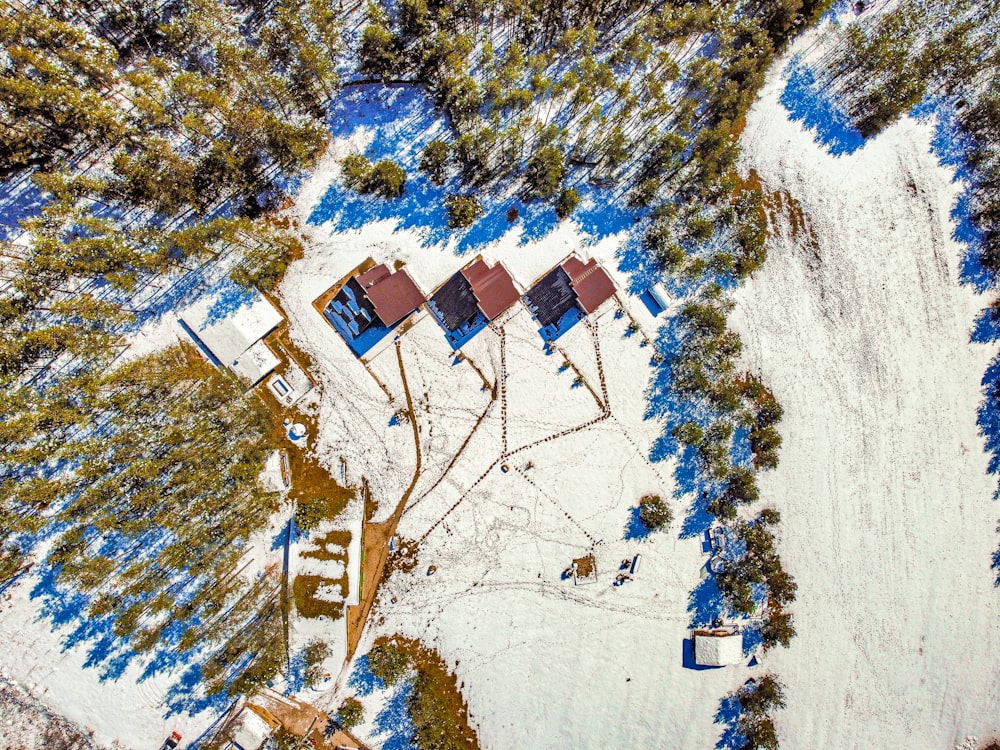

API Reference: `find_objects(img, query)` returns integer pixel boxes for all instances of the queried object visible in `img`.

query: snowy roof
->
[693,630,743,666]
[180,290,283,368]
[259,450,287,493]
[355,263,426,326]
[230,339,279,384]
[345,510,363,607]
[228,708,273,750]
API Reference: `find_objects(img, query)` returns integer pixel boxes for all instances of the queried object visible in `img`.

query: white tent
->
[693,630,744,667]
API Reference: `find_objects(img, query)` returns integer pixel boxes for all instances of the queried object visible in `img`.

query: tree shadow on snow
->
[624,506,650,540]
[713,692,748,750]
[373,680,416,750]
[779,55,865,156]
[309,84,643,257]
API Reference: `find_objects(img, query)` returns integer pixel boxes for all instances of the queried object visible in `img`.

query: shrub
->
[673,421,704,446]
[296,496,341,535]
[767,567,797,605]
[738,716,779,750]
[359,23,403,80]
[638,494,672,531]
[723,465,759,505]
[341,153,373,190]
[524,145,565,199]
[368,641,411,686]
[760,609,795,650]
[750,424,781,469]
[659,242,686,271]
[304,640,331,688]
[342,156,406,199]
[758,508,781,525]
[739,674,787,715]
[419,140,450,185]
[336,697,364,730]
[367,159,406,198]
[555,187,581,218]
[445,193,483,228]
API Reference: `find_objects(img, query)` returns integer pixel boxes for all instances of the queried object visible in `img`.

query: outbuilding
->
[180,287,283,385]
[692,628,744,667]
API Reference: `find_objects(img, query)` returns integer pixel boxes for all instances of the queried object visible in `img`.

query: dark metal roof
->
[429,272,480,331]
[524,266,578,328]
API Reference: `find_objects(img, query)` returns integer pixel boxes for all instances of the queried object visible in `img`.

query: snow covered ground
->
[280,134,763,748]
[730,48,1000,749]
[0,580,214,748]
[4,16,1000,750]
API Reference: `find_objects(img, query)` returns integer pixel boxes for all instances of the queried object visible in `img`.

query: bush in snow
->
[341,155,407,198]
[419,140,450,185]
[638,494,672,532]
[304,640,331,688]
[445,194,483,228]
[368,640,411,686]
[342,154,373,190]
[556,187,580,219]
[336,697,364,730]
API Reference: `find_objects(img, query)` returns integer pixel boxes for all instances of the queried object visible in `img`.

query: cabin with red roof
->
[523,255,616,342]
[428,258,520,349]
[322,262,426,357]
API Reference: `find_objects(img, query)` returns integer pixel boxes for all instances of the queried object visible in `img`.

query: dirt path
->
[345,341,422,660]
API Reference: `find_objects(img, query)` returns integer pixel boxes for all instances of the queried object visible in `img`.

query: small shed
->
[693,628,744,667]
[227,705,280,750]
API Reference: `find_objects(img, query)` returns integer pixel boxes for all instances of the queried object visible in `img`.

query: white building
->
[226,705,278,750]
[180,290,283,385]
[693,628,744,667]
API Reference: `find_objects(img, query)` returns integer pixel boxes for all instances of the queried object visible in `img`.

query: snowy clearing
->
[730,49,1000,749]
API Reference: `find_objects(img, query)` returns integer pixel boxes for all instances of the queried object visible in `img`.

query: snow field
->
[730,47,1000,749]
